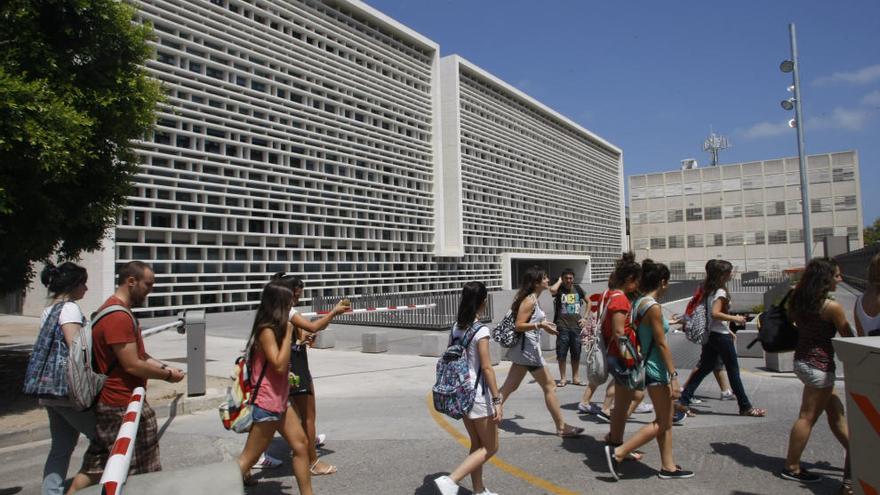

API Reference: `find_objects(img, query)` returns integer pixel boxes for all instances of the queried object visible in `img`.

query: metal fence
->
[313,291,493,330]
[835,243,880,291]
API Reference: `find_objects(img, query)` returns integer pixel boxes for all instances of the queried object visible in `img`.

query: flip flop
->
[309,461,337,476]
[558,425,584,438]
[571,380,584,386]
[739,407,767,417]
[555,380,567,388]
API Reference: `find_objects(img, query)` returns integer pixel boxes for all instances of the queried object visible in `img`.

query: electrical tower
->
[703,130,730,166]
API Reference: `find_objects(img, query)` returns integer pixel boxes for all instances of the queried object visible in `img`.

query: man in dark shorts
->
[80,261,185,488]
[550,268,587,386]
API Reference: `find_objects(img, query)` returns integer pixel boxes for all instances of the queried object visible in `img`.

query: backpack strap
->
[91,304,137,377]
[631,296,659,363]
[249,361,269,405]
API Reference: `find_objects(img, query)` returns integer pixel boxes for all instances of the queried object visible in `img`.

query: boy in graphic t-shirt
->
[550,268,587,386]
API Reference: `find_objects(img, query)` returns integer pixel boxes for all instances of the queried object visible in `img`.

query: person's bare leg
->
[602,381,615,414]
[238,420,280,478]
[615,385,675,471]
[499,364,528,405]
[278,404,313,495]
[608,385,635,445]
[531,367,568,432]
[785,386,832,473]
[449,417,498,493]
[557,358,568,385]
[714,369,731,393]
[67,472,101,494]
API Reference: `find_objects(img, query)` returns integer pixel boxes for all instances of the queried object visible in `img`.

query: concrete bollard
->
[735,329,763,358]
[362,331,388,353]
[765,351,794,372]
[540,331,556,352]
[489,340,502,365]
[421,333,448,357]
[312,329,336,349]
[181,309,206,397]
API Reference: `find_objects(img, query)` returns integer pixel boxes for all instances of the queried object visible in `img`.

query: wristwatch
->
[492,394,503,405]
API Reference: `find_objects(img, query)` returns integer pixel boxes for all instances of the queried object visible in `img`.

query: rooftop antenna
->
[703,127,730,166]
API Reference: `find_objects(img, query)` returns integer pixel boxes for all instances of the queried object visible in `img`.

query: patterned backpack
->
[432,324,483,420]
[682,286,710,345]
[219,347,267,434]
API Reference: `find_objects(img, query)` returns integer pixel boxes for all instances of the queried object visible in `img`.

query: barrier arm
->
[99,386,146,495]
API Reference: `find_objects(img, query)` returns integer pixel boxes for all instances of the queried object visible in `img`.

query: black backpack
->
[748,290,797,353]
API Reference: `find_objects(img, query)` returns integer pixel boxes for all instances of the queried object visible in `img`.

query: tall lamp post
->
[780,23,813,264]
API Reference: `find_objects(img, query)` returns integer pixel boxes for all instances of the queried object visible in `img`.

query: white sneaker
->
[720,390,735,401]
[315,433,326,447]
[433,475,459,495]
[475,489,499,495]
[252,453,282,469]
[634,403,654,414]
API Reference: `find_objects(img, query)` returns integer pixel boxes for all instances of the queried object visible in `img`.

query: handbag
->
[585,290,617,387]
[23,303,69,399]
[492,297,536,348]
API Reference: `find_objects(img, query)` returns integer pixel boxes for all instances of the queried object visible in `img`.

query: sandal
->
[309,461,337,475]
[243,473,258,487]
[555,380,568,388]
[558,424,584,438]
[740,407,767,417]
[572,380,584,386]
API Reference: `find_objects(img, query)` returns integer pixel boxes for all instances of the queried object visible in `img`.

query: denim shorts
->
[252,404,283,423]
[793,360,835,389]
[645,371,671,387]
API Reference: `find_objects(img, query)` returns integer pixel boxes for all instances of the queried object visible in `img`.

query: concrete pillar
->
[421,333,448,357]
[182,309,206,397]
[312,329,336,349]
[362,332,388,353]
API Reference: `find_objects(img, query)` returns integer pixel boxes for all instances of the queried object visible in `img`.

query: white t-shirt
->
[40,301,85,328]
[708,289,730,334]
[288,307,299,320]
[451,322,491,406]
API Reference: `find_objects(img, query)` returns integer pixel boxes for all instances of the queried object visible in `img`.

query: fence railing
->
[836,243,879,291]
[313,291,493,330]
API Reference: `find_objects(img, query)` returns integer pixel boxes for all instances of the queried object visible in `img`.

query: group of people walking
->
[24,251,879,494]
[435,252,878,495]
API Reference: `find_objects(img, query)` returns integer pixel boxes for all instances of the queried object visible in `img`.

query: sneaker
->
[315,433,326,447]
[779,468,821,483]
[252,453,282,469]
[474,490,498,495]
[433,475,459,495]
[604,444,621,481]
[577,402,592,414]
[720,389,735,401]
[659,468,695,479]
[672,410,687,425]
[634,402,654,414]
[594,410,611,423]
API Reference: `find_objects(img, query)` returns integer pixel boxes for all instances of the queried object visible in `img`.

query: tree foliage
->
[865,217,880,245]
[0,0,161,293]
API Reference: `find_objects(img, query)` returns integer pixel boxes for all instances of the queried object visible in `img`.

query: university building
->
[628,151,863,276]
[22,0,624,317]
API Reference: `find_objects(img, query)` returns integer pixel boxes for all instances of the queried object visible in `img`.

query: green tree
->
[865,217,880,245]
[0,0,161,293]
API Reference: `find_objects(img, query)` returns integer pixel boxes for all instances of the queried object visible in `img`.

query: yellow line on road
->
[426,394,580,495]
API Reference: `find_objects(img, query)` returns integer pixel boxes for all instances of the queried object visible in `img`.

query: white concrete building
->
[22,0,624,317]
[628,151,863,276]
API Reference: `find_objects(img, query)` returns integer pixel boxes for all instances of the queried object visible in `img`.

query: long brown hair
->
[248,280,294,350]
[702,259,733,304]
[511,265,546,314]
[789,258,839,321]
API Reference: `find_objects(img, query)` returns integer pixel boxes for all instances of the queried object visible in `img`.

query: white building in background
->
[22,0,624,317]
[628,151,863,277]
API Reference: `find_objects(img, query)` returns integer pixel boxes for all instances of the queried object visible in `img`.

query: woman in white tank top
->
[854,252,880,336]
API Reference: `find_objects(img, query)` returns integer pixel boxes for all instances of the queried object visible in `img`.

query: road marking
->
[426,394,580,495]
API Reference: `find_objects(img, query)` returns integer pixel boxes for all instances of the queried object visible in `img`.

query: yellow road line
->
[426,394,581,495]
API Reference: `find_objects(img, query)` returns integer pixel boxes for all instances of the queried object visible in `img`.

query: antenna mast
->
[703,130,730,166]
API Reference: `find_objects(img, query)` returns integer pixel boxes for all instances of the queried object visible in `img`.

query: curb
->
[0,392,225,449]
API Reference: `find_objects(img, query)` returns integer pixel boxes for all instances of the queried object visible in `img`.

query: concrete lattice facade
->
[24,0,625,317]
[628,151,863,276]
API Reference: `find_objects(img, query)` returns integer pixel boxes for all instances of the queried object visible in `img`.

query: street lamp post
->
[780,23,813,264]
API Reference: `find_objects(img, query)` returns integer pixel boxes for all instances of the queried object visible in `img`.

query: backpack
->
[682,287,710,345]
[610,296,657,390]
[749,290,798,353]
[67,304,134,410]
[432,324,484,420]
[23,303,129,410]
[492,300,535,348]
[583,290,617,387]
[219,349,268,433]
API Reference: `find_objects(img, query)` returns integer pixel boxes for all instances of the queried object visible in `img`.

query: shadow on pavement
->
[710,442,843,494]
[560,434,655,482]
[497,415,555,436]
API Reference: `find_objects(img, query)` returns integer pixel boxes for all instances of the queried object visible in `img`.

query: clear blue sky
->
[365,0,879,227]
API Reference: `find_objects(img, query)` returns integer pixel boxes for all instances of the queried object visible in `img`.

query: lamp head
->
[781,98,795,111]
[780,60,794,73]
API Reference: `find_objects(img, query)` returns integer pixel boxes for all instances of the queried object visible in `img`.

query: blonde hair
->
[869,252,880,290]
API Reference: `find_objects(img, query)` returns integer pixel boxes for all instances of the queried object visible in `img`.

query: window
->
[764,174,784,188]
[704,206,722,220]
[683,183,700,195]
[768,230,787,244]
[745,203,763,217]
[668,235,685,248]
[810,197,832,213]
[833,166,855,182]
[703,181,721,193]
[650,237,667,249]
[834,195,857,211]
[847,226,859,241]
[648,211,665,224]
[809,169,831,184]
[766,201,785,216]
[786,199,802,214]
[665,184,682,196]
[789,229,804,242]
[686,207,703,221]
[744,231,765,245]
[631,188,646,200]
[706,233,724,247]
[687,235,704,248]
[633,238,649,250]
[813,227,834,241]
[742,177,762,190]
[722,178,741,191]
[723,205,742,219]
[667,209,683,223]
[631,212,647,225]
[726,232,743,246]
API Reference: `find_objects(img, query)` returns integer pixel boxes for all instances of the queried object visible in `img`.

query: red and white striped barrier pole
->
[300,303,436,318]
[100,386,146,495]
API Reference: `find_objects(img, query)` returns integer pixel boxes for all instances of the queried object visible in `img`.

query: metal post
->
[790,23,813,262]
[180,309,206,397]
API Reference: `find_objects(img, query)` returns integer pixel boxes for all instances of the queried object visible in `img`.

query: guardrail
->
[99,386,146,495]
[835,243,879,291]
[313,291,492,330]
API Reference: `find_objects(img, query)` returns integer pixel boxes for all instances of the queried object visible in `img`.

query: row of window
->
[633,226,859,249]
[632,196,857,224]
